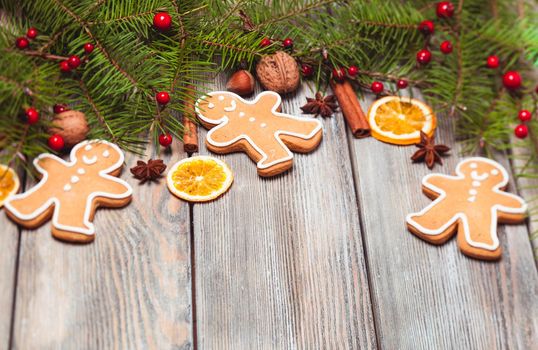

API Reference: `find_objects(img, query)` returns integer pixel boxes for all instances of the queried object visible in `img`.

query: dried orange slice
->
[0,165,19,208]
[368,96,436,145]
[167,156,233,202]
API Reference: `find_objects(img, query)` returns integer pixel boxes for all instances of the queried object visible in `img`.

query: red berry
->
[440,40,453,54]
[260,38,271,47]
[25,108,39,124]
[332,67,346,82]
[153,12,172,31]
[15,37,29,49]
[514,124,528,139]
[159,133,173,147]
[83,43,95,54]
[68,55,81,69]
[59,60,71,72]
[518,110,532,122]
[48,134,65,151]
[347,65,359,77]
[26,27,38,39]
[436,1,455,18]
[282,38,293,48]
[503,71,522,90]
[416,49,432,65]
[397,79,408,89]
[486,55,499,69]
[156,91,170,105]
[53,104,69,114]
[371,81,384,94]
[536,84,538,94]
[418,20,434,35]
[301,64,314,77]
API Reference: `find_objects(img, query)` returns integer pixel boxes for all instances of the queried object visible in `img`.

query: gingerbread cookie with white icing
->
[195,91,323,177]
[406,157,527,260]
[5,140,133,243]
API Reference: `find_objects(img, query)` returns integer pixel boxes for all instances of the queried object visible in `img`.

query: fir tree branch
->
[201,39,262,57]
[7,123,29,167]
[86,9,162,25]
[37,28,65,53]
[52,0,139,87]
[450,0,465,117]
[252,0,339,31]
[349,19,416,30]
[78,79,116,140]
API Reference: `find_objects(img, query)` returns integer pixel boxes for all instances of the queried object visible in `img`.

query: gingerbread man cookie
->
[406,157,527,260]
[195,91,323,176]
[5,140,133,243]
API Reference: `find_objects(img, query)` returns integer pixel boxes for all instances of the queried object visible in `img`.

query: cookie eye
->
[218,96,224,101]
[490,169,499,175]
[470,162,477,169]
[102,150,110,158]
[84,144,93,151]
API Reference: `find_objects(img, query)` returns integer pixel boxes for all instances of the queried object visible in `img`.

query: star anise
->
[300,92,338,118]
[411,131,451,169]
[130,159,167,182]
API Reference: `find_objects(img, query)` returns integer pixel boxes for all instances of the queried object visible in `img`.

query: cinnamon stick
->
[330,80,370,138]
[183,85,199,153]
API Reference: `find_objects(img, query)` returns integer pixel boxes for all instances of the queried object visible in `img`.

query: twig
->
[86,9,162,25]
[449,0,465,117]
[6,49,69,61]
[79,79,117,140]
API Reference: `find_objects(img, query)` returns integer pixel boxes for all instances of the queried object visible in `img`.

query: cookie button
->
[77,168,86,175]
[260,123,267,128]
[249,117,255,122]
[63,184,72,192]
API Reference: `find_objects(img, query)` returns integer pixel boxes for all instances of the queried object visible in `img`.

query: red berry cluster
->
[22,105,67,152]
[514,109,532,139]
[415,2,456,65]
[15,27,39,50]
[59,43,94,72]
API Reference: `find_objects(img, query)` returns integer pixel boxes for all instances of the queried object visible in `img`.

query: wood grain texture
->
[349,92,538,349]
[10,142,192,349]
[193,78,377,349]
[0,170,23,349]
[511,139,538,260]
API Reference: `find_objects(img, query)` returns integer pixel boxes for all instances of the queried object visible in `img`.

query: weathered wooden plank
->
[194,79,377,349]
[511,139,538,260]
[0,170,23,349]
[11,141,192,349]
[349,93,538,349]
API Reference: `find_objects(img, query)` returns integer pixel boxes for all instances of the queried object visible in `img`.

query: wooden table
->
[1,78,537,349]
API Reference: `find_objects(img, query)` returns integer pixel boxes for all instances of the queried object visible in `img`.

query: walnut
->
[49,110,89,148]
[256,51,300,94]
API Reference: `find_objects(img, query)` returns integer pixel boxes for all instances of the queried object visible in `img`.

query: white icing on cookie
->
[224,100,237,112]
[83,155,97,165]
[472,181,480,187]
[77,168,85,175]
[84,145,92,151]
[71,176,80,184]
[491,169,499,175]
[406,157,527,251]
[469,189,477,195]
[208,103,215,109]
[102,150,110,158]
[249,117,255,122]
[239,112,245,117]
[261,123,267,128]
[471,170,488,181]
[195,91,323,171]
[4,140,133,236]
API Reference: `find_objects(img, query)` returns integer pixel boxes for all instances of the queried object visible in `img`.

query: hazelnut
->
[49,110,89,148]
[226,70,255,96]
[256,51,300,94]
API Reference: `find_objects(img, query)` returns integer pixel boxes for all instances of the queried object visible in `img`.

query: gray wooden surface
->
[0,82,537,349]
